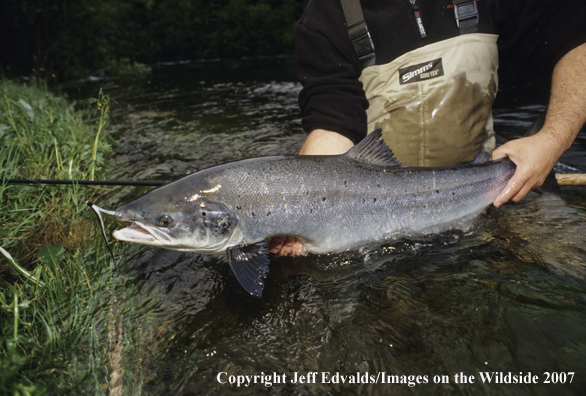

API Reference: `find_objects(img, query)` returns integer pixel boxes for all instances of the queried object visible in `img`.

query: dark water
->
[62,58,586,395]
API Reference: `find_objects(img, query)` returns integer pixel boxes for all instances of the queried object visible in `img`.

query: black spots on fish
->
[266,211,271,216]
[322,197,326,202]
[435,190,440,194]
[377,183,380,188]
[344,181,347,187]
[201,211,207,217]
[252,212,256,218]
[356,197,379,205]
[310,208,313,214]
[236,205,242,211]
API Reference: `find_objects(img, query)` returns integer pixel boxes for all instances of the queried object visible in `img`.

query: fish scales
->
[203,155,514,253]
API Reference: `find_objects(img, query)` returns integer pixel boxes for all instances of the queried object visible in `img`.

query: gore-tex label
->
[399,58,444,85]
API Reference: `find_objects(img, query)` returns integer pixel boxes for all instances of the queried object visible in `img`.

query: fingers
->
[491,135,556,207]
[268,236,306,257]
[287,238,306,257]
[494,176,527,207]
[493,160,547,207]
[492,144,523,207]
[490,145,509,161]
[269,236,286,254]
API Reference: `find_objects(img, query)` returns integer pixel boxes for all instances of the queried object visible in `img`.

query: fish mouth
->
[113,223,170,246]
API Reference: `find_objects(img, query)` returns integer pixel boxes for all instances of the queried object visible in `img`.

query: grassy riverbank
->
[0,79,123,394]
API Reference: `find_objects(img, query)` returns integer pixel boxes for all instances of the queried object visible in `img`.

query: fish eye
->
[158,215,173,227]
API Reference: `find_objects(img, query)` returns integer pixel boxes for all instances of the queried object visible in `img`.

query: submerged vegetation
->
[0,79,122,394]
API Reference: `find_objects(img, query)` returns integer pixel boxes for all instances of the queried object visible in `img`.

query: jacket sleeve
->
[495,0,586,76]
[295,0,369,143]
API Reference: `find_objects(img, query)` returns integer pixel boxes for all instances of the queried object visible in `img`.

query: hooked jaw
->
[113,224,158,244]
[112,208,173,247]
[112,222,233,253]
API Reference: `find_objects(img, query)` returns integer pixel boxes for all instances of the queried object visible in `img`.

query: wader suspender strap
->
[340,0,376,67]
[453,0,479,33]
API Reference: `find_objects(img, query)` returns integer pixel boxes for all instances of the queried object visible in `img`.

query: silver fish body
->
[177,154,513,252]
[113,130,516,296]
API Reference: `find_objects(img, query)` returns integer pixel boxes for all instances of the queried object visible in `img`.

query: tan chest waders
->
[341,0,498,167]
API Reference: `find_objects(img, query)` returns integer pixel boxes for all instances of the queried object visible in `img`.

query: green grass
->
[0,79,128,395]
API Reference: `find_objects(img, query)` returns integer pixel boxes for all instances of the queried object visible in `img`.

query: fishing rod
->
[3,175,586,187]
[2,179,169,186]
[556,174,586,186]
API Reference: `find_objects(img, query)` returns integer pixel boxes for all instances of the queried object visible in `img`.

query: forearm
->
[542,42,586,152]
[492,42,586,207]
[299,129,355,155]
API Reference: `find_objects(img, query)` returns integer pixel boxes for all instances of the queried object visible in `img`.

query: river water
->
[62,57,586,395]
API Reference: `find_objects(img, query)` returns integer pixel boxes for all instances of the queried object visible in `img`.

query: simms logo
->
[399,58,444,85]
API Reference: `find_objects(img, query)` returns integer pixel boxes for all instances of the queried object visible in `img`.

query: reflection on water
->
[61,58,586,395]
[109,79,304,182]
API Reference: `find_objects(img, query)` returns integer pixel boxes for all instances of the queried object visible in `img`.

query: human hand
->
[491,130,566,207]
[268,236,307,257]
[492,43,586,206]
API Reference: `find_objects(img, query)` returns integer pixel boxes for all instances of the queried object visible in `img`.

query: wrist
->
[299,129,355,155]
[539,122,577,154]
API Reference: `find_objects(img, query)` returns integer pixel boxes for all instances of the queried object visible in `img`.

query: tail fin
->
[523,110,546,138]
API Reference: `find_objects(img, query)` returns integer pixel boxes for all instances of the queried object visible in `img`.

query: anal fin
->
[226,241,270,297]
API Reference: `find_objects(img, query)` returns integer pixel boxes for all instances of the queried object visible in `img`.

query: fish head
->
[112,185,240,254]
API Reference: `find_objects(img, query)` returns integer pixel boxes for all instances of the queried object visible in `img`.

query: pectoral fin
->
[226,241,270,297]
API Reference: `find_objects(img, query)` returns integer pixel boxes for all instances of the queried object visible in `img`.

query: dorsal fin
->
[345,129,402,167]
[470,151,492,164]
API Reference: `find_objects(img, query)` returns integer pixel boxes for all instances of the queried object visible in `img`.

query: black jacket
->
[295,0,586,142]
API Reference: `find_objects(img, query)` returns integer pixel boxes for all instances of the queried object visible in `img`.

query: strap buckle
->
[453,0,479,28]
[348,20,375,66]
